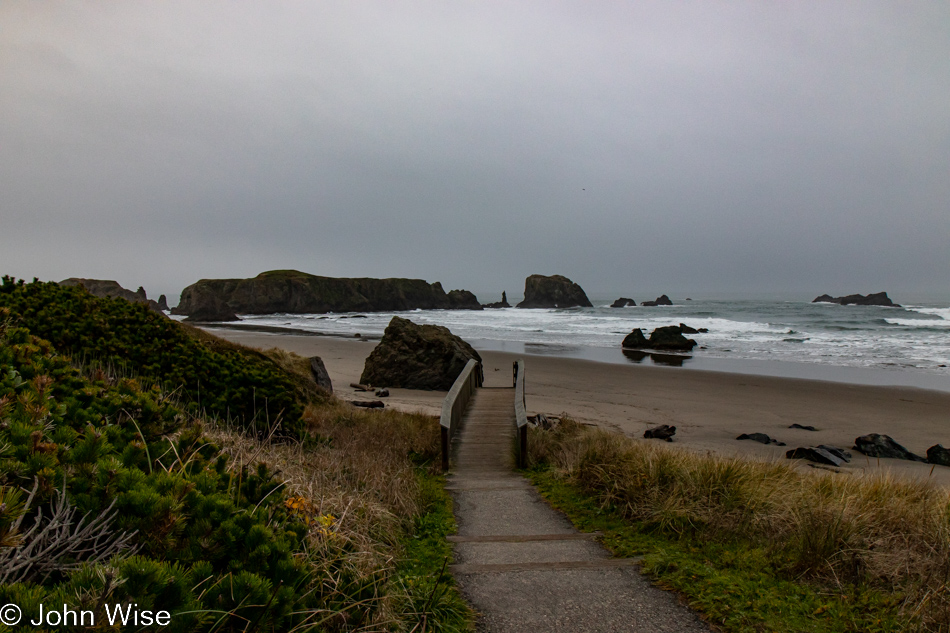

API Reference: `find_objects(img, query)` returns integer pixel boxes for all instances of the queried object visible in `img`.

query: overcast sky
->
[2,1,948,304]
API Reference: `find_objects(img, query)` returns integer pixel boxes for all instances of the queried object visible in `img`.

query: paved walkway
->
[446,387,711,633]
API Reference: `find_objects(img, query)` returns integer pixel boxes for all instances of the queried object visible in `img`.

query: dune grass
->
[527,419,950,633]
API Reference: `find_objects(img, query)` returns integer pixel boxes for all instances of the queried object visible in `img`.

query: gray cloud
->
[2,1,948,303]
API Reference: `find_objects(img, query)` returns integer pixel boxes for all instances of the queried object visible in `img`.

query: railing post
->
[440,359,481,472]
[513,359,528,469]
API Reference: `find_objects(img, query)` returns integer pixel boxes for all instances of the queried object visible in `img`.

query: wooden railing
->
[513,359,528,468]
[440,359,483,471]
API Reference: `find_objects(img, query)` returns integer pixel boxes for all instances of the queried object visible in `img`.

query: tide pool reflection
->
[622,349,693,367]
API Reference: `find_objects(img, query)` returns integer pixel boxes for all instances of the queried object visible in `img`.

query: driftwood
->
[351,400,384,409]
[350,383,372,392]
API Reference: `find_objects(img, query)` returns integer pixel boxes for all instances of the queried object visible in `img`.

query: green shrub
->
[0,277,323,436]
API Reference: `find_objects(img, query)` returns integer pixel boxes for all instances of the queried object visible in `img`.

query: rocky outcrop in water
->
[622,325,697,351]
[610,297,636,308]
[812,292,899,307]
[360,316,481,390]
[157,294,169,311]
[516,275,593,309]
[482,291,512,309]
[640,294,673,307]
[172,270,481,317]
[59,278,165,314]
[446,289,483,310]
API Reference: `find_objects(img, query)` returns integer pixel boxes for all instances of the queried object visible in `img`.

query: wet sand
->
[206,328,950,486]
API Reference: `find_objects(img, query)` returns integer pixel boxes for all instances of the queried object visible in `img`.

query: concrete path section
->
[447,388,711,632]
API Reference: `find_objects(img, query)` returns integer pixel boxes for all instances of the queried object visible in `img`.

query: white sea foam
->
[226,300,950,373]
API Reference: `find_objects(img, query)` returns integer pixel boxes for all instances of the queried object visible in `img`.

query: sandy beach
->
[206,328,950,486]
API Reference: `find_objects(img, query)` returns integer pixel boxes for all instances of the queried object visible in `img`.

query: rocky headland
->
[172,270,482,318]
[516,274,593,309]
[59,278,166,314]
[812,292,899,307]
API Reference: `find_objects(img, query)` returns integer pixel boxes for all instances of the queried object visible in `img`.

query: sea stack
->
[516,275,593,309]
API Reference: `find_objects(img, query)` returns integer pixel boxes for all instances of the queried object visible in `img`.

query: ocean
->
[201,298,950,392]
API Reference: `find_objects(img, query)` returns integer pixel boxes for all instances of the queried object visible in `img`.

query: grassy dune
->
[528,419,950,633]
[0,278,472,632]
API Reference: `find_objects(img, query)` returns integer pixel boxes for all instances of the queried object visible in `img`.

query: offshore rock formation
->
[483,291,512,309]
[172,270,481,317]
[516,275,593,309]
[812,292,899,307]
[59,278,165,314]
[610,297,636,308]
[622,325,698,351]
[157,294,170,311]
[640,294,673,307]
[360,316,481,390]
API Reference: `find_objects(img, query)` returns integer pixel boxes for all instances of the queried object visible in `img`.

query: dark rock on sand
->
[621,328,649,349]
[789,423,819,431]
[309,357,333,393]
[173,269,481,316]
[641,294,673,307]
[360,316,481,390]
[812,292,900,307]
[375,388,390,397]
[853,433,926,462]
[59,278,166,314]
[483,291,512,309]
[817,445,852,462]
[927,444,950,467]
[622,325,697,351]
[737,433,786,446]
[516,274,593,309]
[610,297,637,308]
[786,446,846,467]
[647,326,697,351]
[644,424,676,441]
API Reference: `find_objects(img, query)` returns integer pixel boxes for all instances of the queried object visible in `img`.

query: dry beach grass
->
[530,419,950,631]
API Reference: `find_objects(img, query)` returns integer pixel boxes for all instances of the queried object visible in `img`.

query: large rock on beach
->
[641,294,673,307]
[647,326,697,351]
[644,424,676,441]
[853,434,925,462]
[622,328,649,349]
[516,274,593,309]
[610,297,636,308]
[483,291,512,309]
[59,278,165,314]
[360,316,481,390]
[927,445,950,467]
[173,270,481,316]
[309,356,333,393]
[812,292,900,307]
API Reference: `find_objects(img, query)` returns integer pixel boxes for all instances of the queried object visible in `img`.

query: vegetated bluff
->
[173,269,482,316]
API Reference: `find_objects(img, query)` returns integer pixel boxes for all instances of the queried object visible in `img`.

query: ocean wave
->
[903,306,950,321]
